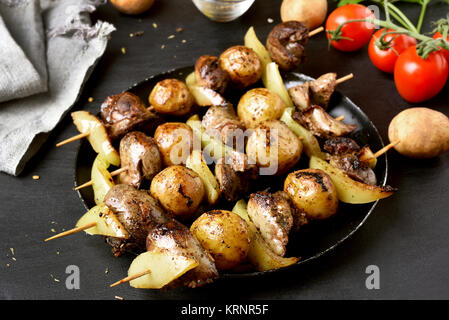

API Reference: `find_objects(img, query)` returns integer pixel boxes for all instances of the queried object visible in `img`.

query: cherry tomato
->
[326,4,376,52]
[433,32,449,63]
[368,29,417,73]
[394,46,448,103]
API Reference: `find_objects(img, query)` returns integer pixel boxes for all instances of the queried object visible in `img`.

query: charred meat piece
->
[324,137,377,185]
[308,73,337,109]
[288,82,310,111]
[266,21,309,71]
[195,55,230,94]
[293,105,357,138]
[247,191,294,256]
[329,153,377,185]
[100,92,159,141]
[146,220,218,288]
[104,184,171,256]
[118,132,162,188]
[323,137,361,155]
[214,157,258,202]
[202,104,245,147]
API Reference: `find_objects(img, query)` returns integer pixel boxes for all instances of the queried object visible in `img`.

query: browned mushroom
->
[214,157,258,202]
[100,92,160,141]
[266,21,309,71]
[247,191,294,256]
[308,73,337,108]
[118,131,162,188]
[288,82,310,111]
[201,104,245,147]
[195,55,230,95]
[293,105,357,138]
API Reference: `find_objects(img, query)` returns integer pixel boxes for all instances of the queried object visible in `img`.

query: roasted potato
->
[284,168,338,220]
[76,204,129,239]
[218,46,262,88]
[246,120,302,175]
[186,150,221,205]
[191,210,250,270]
[154,122,193,166]
[91,155,115,205]
[237,88,286,129]
[232,200,299,271]
[149,79,195,116]
[388,107,449,159]
[280,107,327,159]
[150,165,205,220]
[309,156,395,204]
[110,0,154,15]
[127,249,199,289]
[72,111,120,166]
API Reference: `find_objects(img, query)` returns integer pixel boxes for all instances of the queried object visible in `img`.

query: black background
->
[1,0,449,300]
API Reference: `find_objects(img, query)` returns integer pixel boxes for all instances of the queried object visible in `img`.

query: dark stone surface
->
[0,0,448,300]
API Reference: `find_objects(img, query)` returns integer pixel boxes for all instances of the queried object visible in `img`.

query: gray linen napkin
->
[0,0,47,103]
[0,0,115,175]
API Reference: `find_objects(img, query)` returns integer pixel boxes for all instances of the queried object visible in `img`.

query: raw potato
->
[127,249,199,289]
[280,107,327,159]
[309,156,395,204]
[388,107,449,159]
[232,200,299,271]
[76,204,129,239]
[72,111,120,166]
[190,210,250,270]
[237,88,286,129]
[246,120,302,175]
[91,155,115,205]
[150,165,205,220]
[281,0,327,30]
[264,62,293,107]
[149,79,195,116]
[219,46,262,88]
[186,150,221,205]
[110,0,154,15]
[284,169,338,220]
[154,122,193,166]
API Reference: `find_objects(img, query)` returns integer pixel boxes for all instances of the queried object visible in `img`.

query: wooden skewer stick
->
[336,73,354,85]
[309,26,324,37]
[147,106,155,112]
[373,140,401,158]
[335,115,345,121]
[360,140,401,162]
[110,269,152,288]
[44,222,97,242]
[74,166,129,191]
[56,132,89,147]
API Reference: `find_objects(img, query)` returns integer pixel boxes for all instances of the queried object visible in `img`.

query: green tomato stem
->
[386,2,419,33]
[416,0,430,33]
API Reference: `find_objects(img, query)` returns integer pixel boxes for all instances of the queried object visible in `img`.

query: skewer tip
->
[110,269,152,288]
[44,222,97,242]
